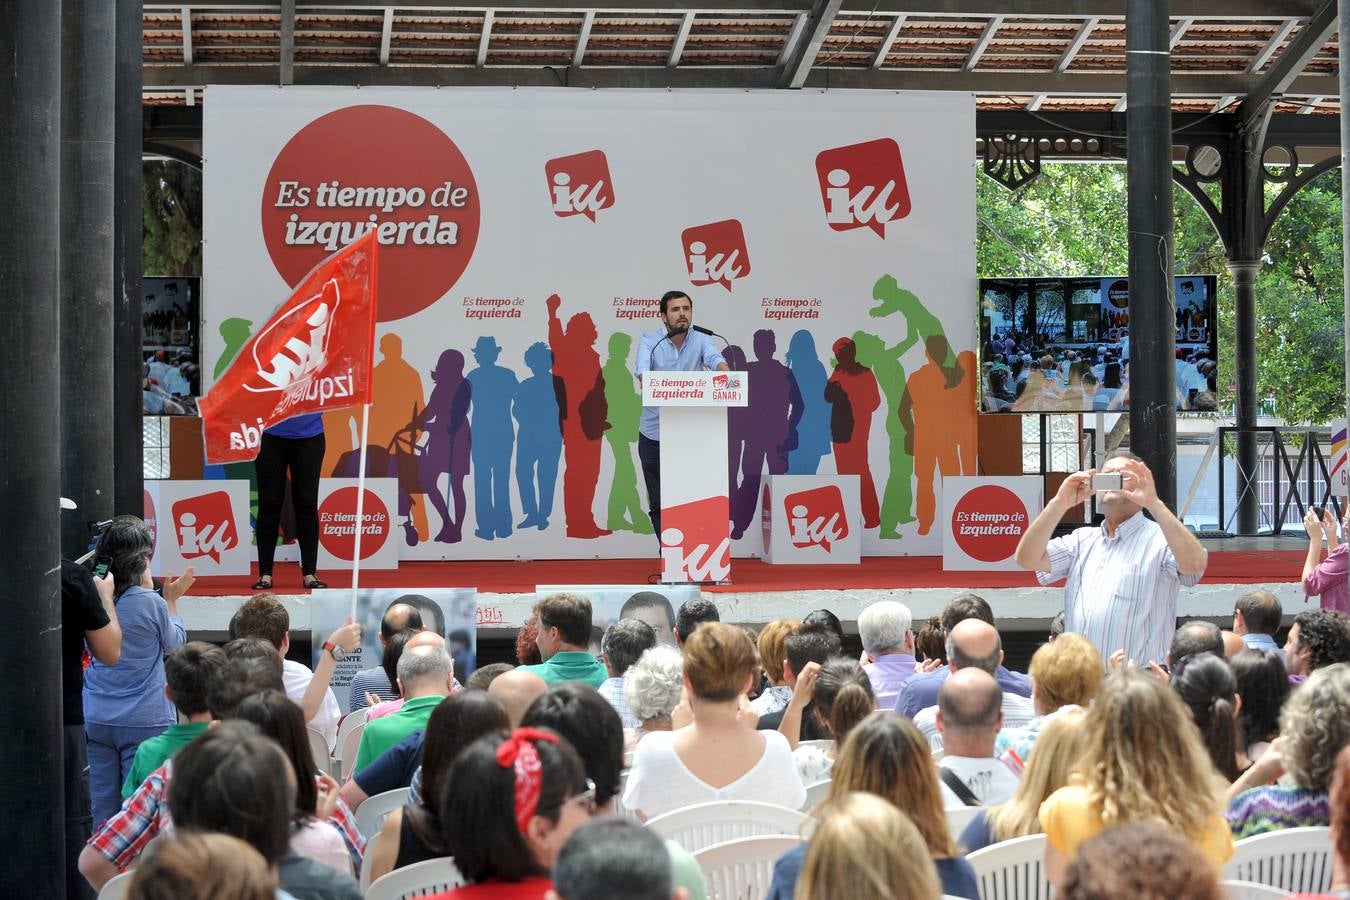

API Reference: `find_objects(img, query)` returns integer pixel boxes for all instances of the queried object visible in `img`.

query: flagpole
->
[350,403,371,619]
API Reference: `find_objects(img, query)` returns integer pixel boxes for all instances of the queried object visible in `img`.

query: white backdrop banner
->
[203,87,977,560]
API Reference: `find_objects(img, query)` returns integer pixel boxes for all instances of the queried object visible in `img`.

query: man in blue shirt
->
[634,290,729,535]
[1233,588,1286,663]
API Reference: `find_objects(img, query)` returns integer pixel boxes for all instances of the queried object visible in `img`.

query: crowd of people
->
[59,460,1350,898]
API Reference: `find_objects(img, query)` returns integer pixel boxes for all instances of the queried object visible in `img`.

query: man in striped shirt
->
[1015,452,1208,667]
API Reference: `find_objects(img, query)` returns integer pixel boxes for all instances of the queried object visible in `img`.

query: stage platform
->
[178,537,1315,640]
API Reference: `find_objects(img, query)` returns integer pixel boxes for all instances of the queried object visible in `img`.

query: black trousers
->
[638,433,661,537]
[255,432,325,576]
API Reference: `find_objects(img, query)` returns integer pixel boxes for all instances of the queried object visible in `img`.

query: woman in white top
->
[622,622,806,820]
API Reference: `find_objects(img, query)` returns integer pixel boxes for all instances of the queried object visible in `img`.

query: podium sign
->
[643,371,747,583]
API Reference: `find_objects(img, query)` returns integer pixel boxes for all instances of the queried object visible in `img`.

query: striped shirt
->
[1038,511,1202,666]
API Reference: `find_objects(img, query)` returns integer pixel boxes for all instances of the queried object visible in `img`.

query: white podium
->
[642,371,748,583]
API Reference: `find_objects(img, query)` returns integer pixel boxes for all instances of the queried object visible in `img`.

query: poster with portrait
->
[533,584,700,649]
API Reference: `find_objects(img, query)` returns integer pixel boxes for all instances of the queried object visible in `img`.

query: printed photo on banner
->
[310,587,477,711]
[534,584,700,649]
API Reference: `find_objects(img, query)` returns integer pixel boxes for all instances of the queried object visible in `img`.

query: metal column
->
[1125,0,1178,508]
[112,0,144,515]
[1229,260,1262,531]
[0,0,66,894]
[61,1,118,555]
[1342,0,1350,435]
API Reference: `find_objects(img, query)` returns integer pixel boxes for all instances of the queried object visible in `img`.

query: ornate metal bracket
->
[981,134,1040,191]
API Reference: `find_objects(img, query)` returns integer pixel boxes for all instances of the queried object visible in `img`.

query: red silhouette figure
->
[546,293,611,539]
[900,336,978,536]
[824,337,881,529]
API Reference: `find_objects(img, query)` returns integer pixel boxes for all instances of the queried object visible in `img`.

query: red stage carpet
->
[189,549,1305,596]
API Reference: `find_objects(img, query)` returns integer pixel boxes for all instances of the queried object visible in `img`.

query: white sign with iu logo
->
[143,479,253,576]
[761,474,862,565]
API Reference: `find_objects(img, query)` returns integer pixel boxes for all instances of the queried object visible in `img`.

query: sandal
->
[303,576,328,590]
[252,575,273,590]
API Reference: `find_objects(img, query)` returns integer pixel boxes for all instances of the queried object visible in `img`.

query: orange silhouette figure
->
[824,337,881,529]
[901,336,978,535]
[546,293,611,539]
[321,408,356,475]
[369,333,430,542]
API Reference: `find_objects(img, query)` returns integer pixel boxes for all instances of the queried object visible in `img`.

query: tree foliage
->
[143,159,202,276]
[976,161,1345,424]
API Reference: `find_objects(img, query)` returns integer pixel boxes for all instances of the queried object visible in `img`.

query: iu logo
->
[545,150,615,221]
[815,138,911,238]
[244,278,340,395]
[681,219,750,291]
[712,373,742,391]
[172,492,238,564]
[785,486,849,552]
[660,496,732,582]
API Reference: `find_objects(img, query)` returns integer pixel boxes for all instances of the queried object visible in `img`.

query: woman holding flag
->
[252,413,327,590]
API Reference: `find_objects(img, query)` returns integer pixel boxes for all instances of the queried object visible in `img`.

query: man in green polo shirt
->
[521,592,609,688]
[121,642,227,798]
[352,644,454,772]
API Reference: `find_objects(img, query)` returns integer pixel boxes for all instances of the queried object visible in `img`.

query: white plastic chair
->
[693,835,802,900]
[365,857,468,900]
[96,870,135,900]
[966,833,1052,900]
[644,800,808,854]
[1220,880,1294,899]
[1223,826,1333,894]
[797,739,833,752]
[946,804,982,836]
[803,779,832,810]
[336,718,366,781]
[356,788,409,842]
[360,830,382,890]
[306,727,332,777]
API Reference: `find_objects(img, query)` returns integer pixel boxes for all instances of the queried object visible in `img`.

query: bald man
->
[348,601,424,713]
[935,668,1021,806]
[911,619,1034,751]
[489,668,548,728]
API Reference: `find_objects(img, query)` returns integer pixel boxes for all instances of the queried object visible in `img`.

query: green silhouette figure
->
[852,329,919,539]
[214,317,254,380]
[602,333,654,535]
[870,275,962,386]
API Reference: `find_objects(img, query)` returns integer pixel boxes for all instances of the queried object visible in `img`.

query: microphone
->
[691,325,713,336]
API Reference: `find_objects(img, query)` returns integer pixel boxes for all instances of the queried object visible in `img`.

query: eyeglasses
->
[564,779,597,814]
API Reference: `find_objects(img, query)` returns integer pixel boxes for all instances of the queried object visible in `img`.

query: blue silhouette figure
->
[785,329,831,474]
[467,336,519,541]
[514,341,564,531]
[416,349,471,544]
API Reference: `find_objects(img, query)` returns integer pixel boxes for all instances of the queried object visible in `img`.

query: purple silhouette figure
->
[731,329,803,539]
[417,348,472,543]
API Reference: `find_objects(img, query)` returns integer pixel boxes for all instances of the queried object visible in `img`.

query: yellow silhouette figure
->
[900,337,979,536]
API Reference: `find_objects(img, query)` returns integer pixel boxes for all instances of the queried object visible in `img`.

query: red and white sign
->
[815,138,911,238]
[143,480,252,576]
[941,476,1042,571]
[762,475,862,565]
[660,496,732,583]
[545,150,615,221]
[316,478,400,570]
[199,231,378,464]
[681,219,750,291]
[642,371,748,407]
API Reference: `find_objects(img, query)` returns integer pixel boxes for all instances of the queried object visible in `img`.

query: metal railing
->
[1213,426,1343,535]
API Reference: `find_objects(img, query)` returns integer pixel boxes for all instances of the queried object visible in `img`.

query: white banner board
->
[143,479,253,576]
[941,476,1043,572]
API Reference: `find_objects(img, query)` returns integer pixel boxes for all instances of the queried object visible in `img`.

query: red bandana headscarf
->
[496,728,559,834]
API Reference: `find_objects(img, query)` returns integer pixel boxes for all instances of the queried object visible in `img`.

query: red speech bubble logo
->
[172,491,239,565]
[545,150,615,222]
[785,486,849,552]
[682,219,750,291]
[815,138,911,238]
[318,487,391,561]
[143,489,158,555]
[951,484,1028,563]
[660,496,731,582]
[260,105,480,323]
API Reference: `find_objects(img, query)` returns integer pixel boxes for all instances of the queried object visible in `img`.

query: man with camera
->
[1015,452,1208,667]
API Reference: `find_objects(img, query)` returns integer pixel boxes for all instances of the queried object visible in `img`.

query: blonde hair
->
[795,792,941,900]
[1029,634,1104,713]
[127,833,276,900]
[682,621,757,702]
[1280,663,1350,789]
[829,711,957,858]
[987,707,1089,841]
[757,619,801,686]
[1080,670,1223,838]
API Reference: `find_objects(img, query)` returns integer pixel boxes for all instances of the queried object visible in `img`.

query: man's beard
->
[668,322,689,334]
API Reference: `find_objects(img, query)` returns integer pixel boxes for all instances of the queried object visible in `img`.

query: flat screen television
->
[978,274,1218,414]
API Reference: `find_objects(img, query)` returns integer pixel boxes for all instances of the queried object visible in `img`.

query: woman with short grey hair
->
[622,645,683,752]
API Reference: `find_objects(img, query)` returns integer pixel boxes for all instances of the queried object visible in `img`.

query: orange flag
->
[200,231,378,464]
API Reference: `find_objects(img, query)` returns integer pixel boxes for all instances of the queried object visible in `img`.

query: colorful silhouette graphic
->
[871,274,960,384]
[416,349,472,543]
[824,337,881,529]
[784,329,831,475]
[369,333,429,542]
[723,344,750,535]
[901,335,978,535]
[514,342,563,531]
[466,336,519,541]
[731,329,803,539]
[602,333,653,535]
[852,329,919,539]
[546,293,611,539]
[214,317,253,381]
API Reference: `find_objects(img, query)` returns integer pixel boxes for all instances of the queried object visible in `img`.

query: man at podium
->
[635,290,730,535]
